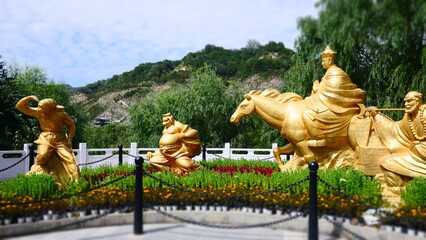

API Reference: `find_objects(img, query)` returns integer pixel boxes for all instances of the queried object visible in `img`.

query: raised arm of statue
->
[16,96,40,117]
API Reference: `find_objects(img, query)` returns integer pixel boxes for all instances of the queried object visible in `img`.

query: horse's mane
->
[247,89,302,104]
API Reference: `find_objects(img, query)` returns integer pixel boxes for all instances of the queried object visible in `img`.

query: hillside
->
[72,74,285,125]
[73,41,294,124]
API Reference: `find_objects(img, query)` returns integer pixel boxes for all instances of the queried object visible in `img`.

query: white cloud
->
[0,0,318,87]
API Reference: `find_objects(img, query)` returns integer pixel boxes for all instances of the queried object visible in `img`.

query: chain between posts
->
[322,216,367,240]
[142,169,309,199]
[317,176,378,210]
[318,175,426,233]
[0,201,136,239]
[211,153,226,159]
[0,153,29,173]
[78,152,118,166]
[126,152,280,161]
[151,206,304,229]
[125,153,137,158]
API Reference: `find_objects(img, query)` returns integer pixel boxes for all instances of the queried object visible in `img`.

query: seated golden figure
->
[16,96,80,183]
[147,113,202,173]
[369,91,426,199]
[303,45,366,143]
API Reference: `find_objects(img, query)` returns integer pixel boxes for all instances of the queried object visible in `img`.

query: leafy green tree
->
[258,41,294,57]
[244,39,262,57]
[0,56,23,149]
[81,124,134,148]
[8,62,71,105]
[129,64,287,148]
[129,65,239,147]
[284,0,426,119]
[2,62,77,149]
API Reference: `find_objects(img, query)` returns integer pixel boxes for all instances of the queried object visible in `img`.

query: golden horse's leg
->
[273,143,294,171]
[295,140,315,164]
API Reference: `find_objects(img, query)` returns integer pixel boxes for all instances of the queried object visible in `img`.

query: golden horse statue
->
[230,89,364,171]
[230,46,377,173]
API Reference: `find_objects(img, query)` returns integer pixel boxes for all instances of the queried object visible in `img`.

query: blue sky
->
[0,0,319,87]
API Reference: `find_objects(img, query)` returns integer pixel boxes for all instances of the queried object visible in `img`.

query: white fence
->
[0,143,292,180]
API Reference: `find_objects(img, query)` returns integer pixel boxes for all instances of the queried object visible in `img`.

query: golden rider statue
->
[300,45,366,167]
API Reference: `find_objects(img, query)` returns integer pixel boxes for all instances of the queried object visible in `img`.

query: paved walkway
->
[4,223,343,240]
[2,211,424,240]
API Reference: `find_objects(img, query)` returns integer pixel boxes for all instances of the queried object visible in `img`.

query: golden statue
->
[231,46,366,171]
[16,96,80,183]
[147,113,202,173]
[367,91,426,200]
[230,45,426,202]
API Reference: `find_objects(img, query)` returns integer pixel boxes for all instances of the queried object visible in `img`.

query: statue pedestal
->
[355,146,389,176]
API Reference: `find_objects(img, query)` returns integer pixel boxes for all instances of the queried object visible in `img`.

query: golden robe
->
[303,65,366,138]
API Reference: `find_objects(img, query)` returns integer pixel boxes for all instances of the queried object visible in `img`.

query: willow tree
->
[130,65,238,147]
[284,0,425,119]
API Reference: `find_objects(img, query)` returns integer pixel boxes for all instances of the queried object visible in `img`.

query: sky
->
[0,0,319,87]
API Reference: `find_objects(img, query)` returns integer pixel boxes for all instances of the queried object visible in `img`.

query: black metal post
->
[134,156,144,234]
[28,144,35,171]
[308,161,319,240]
[202,143,207,160]
[118,144,123,166]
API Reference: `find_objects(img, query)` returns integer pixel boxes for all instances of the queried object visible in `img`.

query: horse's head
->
[230,94,255,124]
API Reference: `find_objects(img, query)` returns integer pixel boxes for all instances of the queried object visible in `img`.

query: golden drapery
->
[373,112,426,181]
[303,65,366,138]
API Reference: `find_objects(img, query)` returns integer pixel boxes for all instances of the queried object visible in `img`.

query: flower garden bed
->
[0,159,425,230]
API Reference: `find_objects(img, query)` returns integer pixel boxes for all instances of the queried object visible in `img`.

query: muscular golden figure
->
[16,96,80,182]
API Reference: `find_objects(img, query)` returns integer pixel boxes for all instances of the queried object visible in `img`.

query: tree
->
[1,62,75,149]
[258,41,293,57]
[244,39,262,57]
[8,62,70,104]
[129,64,287,148]
[81,124,134,148]
[0,56,23,149]
[284,0,426,119]
[130,65,240,147]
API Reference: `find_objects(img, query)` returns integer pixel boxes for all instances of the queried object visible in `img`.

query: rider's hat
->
[320,45,337,58]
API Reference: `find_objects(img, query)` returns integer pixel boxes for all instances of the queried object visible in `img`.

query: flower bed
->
[0,159,425,230]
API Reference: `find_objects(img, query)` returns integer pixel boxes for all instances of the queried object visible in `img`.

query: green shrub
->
[0,174,59,200]
[401,177,426,207]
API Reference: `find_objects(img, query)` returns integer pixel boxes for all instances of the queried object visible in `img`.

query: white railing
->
[0,142,292,180]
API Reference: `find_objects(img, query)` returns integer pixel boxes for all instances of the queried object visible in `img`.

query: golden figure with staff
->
[367,92,426,200]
